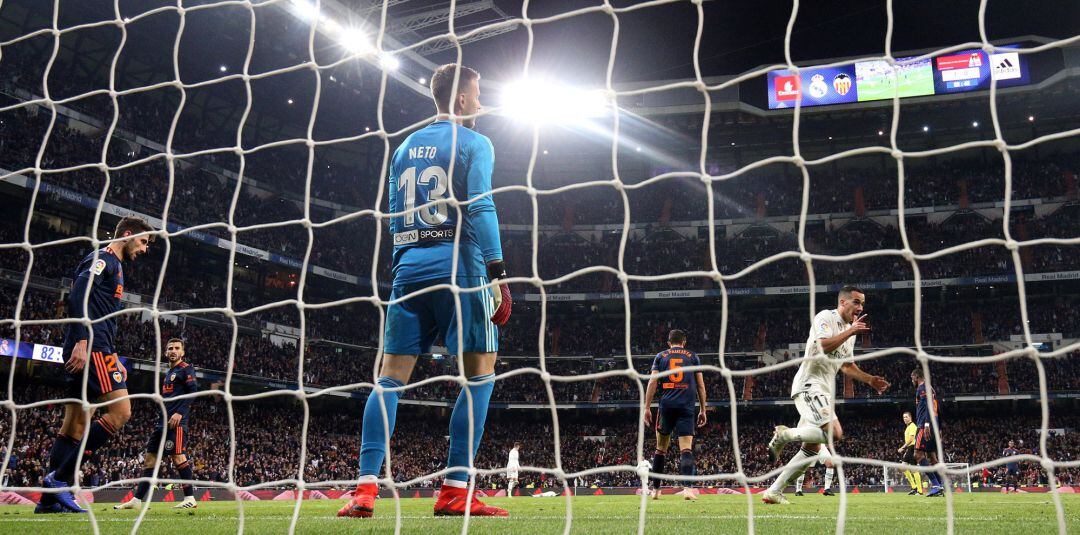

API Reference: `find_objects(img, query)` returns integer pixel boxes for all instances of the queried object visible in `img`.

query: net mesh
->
[0,1,1077,534]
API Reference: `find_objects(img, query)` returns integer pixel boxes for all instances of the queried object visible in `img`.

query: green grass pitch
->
[2,493,1076,534]
[856,67,935,101]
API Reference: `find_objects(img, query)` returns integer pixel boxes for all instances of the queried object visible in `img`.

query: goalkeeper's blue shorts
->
[383,277,498,356]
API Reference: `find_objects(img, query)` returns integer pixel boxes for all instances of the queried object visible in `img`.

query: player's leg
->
[820,448,835,495]
[506,474,517,497]
[443,351,497,487]
[769,391,836,458]
[340,284,428,519]
[677,434,697,500]
[37,402,85,512]
[54,389,131,484]
[171,450,197,508]
[764,405,834,504]
[794,472,806,496]
[651,422,672,498]
[435,284,506,517]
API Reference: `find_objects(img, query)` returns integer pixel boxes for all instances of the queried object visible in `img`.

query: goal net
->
[884,463,972,494]
[0,0,1077,534]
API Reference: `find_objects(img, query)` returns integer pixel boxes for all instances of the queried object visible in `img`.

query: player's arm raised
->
[820,314,869,354]
[466,136,511,325]
[840,362,890,394]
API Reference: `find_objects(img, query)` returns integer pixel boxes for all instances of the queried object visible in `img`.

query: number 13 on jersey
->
[397,165,451,227]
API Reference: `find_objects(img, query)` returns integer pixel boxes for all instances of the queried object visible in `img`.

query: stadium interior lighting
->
[922,125,930,132]
[1028,115,1035,122]
[877,130,884,136]
[542,149,549,155]
[972,121,979,127]
[499,80,608,125]
[219,65,227,72]
[418,77,427,85]
[379,53,401,71]
[635,146,642,152]
[290,0,319,21]
[287,98,294,105]
[339,28,371,54]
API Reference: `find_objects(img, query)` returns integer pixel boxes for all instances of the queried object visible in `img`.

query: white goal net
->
[1,1,1078,534]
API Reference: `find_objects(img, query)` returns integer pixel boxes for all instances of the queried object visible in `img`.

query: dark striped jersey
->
[915,382,938,428]
[651,347,700,408]
[64,248,125,354]
[163,361,198,421]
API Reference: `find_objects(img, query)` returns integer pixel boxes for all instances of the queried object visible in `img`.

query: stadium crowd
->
[2,381,1078,491]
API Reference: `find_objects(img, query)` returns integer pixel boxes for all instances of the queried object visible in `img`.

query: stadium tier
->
[1,0,1078,533]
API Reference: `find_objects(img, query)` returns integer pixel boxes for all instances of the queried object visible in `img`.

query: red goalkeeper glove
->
[487,261,512,326]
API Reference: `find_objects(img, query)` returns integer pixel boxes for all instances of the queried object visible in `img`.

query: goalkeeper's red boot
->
[337,483,377,518]
[434,485,509,517]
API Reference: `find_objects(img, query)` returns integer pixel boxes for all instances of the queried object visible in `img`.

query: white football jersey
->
[507,447,519,467]
[789,309,855,398]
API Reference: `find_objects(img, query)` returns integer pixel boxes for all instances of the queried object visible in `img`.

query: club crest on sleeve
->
[91,259,107,275]
[165,440,174,449]
[113,371,124,383]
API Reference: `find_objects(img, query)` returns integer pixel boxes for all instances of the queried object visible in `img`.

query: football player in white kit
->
[506,442,522,497]
[761,286,890,505]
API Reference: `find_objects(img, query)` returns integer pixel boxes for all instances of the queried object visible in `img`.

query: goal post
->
[884,463,972,493]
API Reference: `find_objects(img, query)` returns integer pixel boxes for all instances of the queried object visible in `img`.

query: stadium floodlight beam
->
[339,28,372,54]
[499,79,608,125]
[379,54,401,72]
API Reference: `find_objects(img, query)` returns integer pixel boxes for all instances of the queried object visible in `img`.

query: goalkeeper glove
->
[487,260,512,326]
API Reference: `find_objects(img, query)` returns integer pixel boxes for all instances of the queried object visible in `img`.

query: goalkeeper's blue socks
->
[444,373,495,486]
[358,376,405,480]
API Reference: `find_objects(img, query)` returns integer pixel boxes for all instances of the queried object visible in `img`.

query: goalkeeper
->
[339,63,511,519]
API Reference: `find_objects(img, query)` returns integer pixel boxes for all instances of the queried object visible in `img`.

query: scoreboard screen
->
[766,45,1030,110]
[933,45,1030,94]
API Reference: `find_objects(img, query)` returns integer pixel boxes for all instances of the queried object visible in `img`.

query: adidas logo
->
[990,52,1021,80]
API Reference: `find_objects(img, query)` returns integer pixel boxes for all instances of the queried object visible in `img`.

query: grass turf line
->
[0,493,1075,534]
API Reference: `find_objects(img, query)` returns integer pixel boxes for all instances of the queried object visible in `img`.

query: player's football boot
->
[761,490,790,505]
[33,502,65,514]
[679,488,699,501]
[767,426,789,461]
[926,486,944,497]
[822,489,835,496]
[434,485,509,517]
[173,497,197,509]
[794,490,804,497]
[907,489,919,495]
[651,487,661,500]
[114,497,143,510]
[43,471,86,513]
[337,483,378,518]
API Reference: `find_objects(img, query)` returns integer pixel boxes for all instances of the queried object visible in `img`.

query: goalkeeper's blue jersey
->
[387,120,503,285]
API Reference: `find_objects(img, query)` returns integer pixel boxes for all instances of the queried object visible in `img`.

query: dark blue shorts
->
[656,405,696,438]
[64,347,127,399]
[146,421,188,456]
